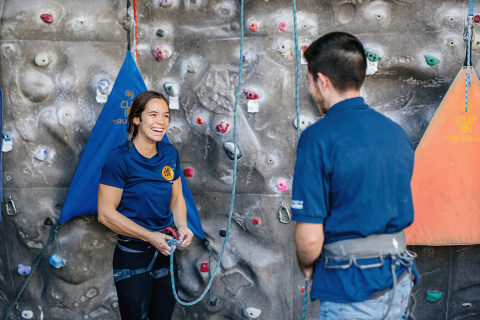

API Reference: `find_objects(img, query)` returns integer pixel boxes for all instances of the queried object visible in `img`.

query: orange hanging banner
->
[406,67,480,245]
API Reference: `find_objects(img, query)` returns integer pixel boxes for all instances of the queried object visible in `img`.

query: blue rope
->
[465,14,473,112]
[469,0,474,16]
[293,0,301,139]
[166,0,244,308]
[293,0,307,319]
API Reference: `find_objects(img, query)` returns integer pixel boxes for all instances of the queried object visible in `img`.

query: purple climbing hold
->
[160,0,174,7]
[17,264,32,276]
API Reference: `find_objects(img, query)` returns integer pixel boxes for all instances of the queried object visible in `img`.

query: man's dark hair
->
[304,32,366,93]
[127,91,169,142]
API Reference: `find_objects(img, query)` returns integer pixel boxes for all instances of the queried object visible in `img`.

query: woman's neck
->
[133,138,157,159]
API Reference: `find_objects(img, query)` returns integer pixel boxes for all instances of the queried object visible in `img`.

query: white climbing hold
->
[244,307,261,319]
[277,40,292,56]
[35,147,50,161]
[187,60,197,73]
[293,115,309,131]
[472,33,480,51]
[21,310,34,319]
[34,53,49,67]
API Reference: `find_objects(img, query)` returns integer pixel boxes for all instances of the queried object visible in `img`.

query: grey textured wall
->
[0,0,479,319]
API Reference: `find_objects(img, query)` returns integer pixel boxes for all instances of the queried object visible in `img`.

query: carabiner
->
[278,202,291,224]
[6,195,17,216]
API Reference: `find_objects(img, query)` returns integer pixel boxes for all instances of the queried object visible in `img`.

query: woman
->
[98,91,194,320]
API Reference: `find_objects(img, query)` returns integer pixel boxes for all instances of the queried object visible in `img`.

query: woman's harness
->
[322,231,416,320]
[113,226,178,283]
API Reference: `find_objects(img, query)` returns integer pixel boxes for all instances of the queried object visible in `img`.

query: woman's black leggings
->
[113,240,179,320]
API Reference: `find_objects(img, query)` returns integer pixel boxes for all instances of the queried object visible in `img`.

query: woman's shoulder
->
[158,141,178,154]
[106,142,133,162]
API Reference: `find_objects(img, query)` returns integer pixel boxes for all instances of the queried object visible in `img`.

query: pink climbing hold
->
[243,89,260,100]
[160,0,174,7]
[184,168,194,177]
[250,22,260,32]
[276,178,289,192]
[475,15,480,23]
[216,120,230,134]
[41,14,53,24]
[278,22,288,31]
[197,117,204,124]
[152,45,173,62]
[200,263,209,272]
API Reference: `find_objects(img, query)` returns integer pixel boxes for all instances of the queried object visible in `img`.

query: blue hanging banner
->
[0,78,3,222]
[58,51,205,239]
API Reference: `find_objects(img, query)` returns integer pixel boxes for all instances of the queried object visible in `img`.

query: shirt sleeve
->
[291,146,329,224]
[173,149,182,181]
[100,150,127,189]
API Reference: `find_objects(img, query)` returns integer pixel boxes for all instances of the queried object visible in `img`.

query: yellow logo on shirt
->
[162,166,174,180]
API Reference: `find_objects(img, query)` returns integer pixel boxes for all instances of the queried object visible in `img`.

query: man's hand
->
[177,225,194,247]
[295,222,324,282]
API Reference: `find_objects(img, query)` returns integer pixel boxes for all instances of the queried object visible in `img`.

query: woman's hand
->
[148,232,176,256]
[177,225,193,247]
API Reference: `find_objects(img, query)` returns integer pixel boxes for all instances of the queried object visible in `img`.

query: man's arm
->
[295,222,324,282]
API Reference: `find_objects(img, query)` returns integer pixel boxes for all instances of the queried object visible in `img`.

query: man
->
[291,32,419,320]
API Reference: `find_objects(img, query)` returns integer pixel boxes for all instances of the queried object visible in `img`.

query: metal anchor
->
[278,202,291,224]
[6,195,17,216]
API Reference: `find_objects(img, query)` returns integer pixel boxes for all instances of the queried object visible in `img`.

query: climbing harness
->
[465,0,474,112]
[278,202,292,224]
[322,231,416,320]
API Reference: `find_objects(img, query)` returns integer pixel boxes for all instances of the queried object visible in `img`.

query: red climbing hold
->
[475,15,480,23]
[243,89,260,100]
[278,22,287,31]
[216,120,230,133]
[253,217,260,225]
[184,168,194,177]
[301,45,309,52]
[41,14,53,24]
[250,22,259,32]
[200,263,209,272]
[301,287,310,293]
[197,117,204,124]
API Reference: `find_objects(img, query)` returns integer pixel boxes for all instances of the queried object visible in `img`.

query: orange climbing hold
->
[405,67,480,245]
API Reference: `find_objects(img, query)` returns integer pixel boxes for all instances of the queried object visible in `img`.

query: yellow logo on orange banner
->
[162,166,174,180]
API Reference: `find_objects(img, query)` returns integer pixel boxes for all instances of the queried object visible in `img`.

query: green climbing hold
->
[425,55,440,66]
[426,291,443,302]
[364,48,383,62]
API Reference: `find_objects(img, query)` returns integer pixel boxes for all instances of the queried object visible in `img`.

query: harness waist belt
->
[322,231,407,270]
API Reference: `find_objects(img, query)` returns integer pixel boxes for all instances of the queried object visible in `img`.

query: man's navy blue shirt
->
[291,97,419,303]
[100,141,181,236]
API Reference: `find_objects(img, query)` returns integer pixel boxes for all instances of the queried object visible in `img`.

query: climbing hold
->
[219,230,227,237]
[253,217,260,225]
[200,263,209,272]
[425,55,440,66]
[278,22,287,31]
[209,298,218,306]
[40,14,53,24]
[292,115,309,131]
[152,45,173,62]
[156,29,165,37]
[243,89,260,100]
[17,264,32,276]
[49,254,67,269]
[184,168,194,177]
[197,117,204,124]
[244,307,261,319]
[187,60,197,73]
[223,142,242,160]
[216,120,230,134]
[277,40,292,59]
[475,15,480,23]
[463,303,472,309]
[242,52,250,62]
[2,132,12,153]
[364,48,383,62]
[250,22,259,32]
[160,0,174,7]
[44,217,54,226]
[35,147,50,161]
[163,82,179,97]
[472,34,480,50]
[21,310,33,319]
[426,291,442,302]
[301,45,309,52]
[97,79,110,95]
[248,100,259,113]
[34,53,49,67]
[276,178,289,192]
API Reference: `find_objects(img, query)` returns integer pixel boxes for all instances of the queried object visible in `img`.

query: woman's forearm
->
[98,207,153,242]
[170,195,187,228]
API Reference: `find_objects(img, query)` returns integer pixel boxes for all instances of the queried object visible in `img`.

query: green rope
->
[3,224,60,320]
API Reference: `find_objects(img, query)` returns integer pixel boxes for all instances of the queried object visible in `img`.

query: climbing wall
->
[0,0,479,319]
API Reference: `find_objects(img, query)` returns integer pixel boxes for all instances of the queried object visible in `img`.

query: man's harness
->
[322,231,416,320]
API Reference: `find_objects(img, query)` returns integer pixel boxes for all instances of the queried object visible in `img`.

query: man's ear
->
[316,72,329,93]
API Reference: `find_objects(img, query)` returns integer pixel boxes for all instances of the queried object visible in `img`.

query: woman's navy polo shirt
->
[100,141,181,234]
[292,97,419,303]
